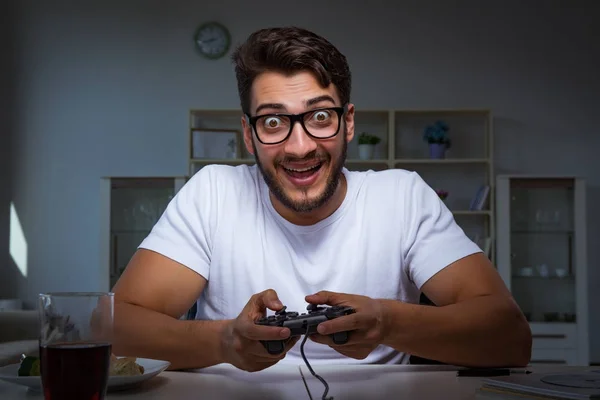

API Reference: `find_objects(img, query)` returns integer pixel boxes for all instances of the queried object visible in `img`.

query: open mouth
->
[281,162,323,184]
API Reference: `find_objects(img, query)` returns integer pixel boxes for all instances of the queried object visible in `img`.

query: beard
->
[253,132,348,214]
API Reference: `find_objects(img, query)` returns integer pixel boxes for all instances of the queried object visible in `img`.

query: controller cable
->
[300,325,333,400]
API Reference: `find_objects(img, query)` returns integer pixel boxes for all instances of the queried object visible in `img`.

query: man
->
[112,26,531,372]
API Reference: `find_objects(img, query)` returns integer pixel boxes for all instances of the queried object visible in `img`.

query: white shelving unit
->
[99,176,186,291]
[188,108,495,261]
[496,175,589,366]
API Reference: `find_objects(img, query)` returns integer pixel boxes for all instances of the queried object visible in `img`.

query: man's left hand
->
[304,291,388,360]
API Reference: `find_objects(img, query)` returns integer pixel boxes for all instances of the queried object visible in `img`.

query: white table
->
[300,364,599,399]
[108,364,309,400]
[0,364,308,400]
[0,363,595,399]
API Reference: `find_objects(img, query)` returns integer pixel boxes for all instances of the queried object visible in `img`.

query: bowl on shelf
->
[517,267,534,277]
[554,268,568,278]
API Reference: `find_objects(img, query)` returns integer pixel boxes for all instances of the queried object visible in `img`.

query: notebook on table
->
[479,370,600,400]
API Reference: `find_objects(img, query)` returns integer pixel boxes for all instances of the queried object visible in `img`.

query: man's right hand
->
[221,289,299,372]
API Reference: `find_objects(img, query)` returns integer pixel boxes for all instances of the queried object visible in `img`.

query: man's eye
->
[312,111,331,122]
[264,117,282,128]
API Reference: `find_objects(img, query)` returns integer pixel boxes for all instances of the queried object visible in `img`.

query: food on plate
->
[109,354,145,376]
[18,354,144,377]
[18,356,40,377]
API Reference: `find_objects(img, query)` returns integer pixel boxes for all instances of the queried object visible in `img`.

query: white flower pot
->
[358,144,375,160]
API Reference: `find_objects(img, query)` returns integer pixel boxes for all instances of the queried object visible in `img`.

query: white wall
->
[7,0,599,359]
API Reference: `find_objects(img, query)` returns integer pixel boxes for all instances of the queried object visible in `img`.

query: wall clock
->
[194,21,231,60]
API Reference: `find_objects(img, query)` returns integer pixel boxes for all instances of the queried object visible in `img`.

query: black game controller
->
[255,304,355,355]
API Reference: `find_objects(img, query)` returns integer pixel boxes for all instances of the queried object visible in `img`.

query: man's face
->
[241,71,355,213]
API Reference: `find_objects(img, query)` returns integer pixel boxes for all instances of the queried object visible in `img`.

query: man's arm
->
[308,253,531,367]
[380,252,532,367]
[111,249,230,370]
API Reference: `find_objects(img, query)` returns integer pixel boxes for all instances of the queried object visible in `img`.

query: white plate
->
[0,357,170,392]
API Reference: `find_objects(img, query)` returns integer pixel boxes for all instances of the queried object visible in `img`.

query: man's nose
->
[283,121,318,158]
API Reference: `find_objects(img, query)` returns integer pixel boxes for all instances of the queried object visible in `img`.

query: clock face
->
[194,22,231,59]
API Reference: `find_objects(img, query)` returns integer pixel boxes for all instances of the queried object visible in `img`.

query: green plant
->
[358,132,381,145]
[423,120,451,149]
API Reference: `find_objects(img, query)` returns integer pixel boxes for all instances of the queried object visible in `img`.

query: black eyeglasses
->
[245,105,347,145]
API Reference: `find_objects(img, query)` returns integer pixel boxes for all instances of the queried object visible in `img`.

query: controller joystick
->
[306,304,319,312]
[275,306,287,315]
[255,304,355,355]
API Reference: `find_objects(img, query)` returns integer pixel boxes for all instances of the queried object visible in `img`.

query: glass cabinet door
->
[508,178,576,324]
[103,177,186,289]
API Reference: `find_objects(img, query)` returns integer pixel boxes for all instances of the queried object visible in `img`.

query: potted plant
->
[436,189,449,201]
[423,120,451,159]
[357,132,381,160]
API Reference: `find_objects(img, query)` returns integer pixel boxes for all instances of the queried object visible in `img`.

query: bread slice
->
[109,356,144,376]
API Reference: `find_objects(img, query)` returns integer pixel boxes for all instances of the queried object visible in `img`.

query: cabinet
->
[496,175,589,365]
[188,108,494,260]
[100,177,186,291]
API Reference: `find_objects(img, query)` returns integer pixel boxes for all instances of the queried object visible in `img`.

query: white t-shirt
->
[138,164,481,366]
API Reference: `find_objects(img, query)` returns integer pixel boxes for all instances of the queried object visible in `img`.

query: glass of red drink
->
[38,292,114,400]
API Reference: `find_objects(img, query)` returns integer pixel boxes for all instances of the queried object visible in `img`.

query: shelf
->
[394,109,491,116]
[512,275,575,280]
[511,230,574,235]
[190,159,391,167]
[452,210,491,216]
[111,230,151,235]
[190,158,255,164]
[394,158,489,164]
[529,322,578,330]
[190,158,490,165]
[345,159,388,164]
[526,318,577,324]
[496,175,588,365]
[101,177,187,293]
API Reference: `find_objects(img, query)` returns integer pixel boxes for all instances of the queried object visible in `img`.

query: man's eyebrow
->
[255,103,285,115]
[305,95,336,107]
[254,95,336,115]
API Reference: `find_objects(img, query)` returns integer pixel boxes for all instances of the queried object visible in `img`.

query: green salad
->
[18,356,41,377]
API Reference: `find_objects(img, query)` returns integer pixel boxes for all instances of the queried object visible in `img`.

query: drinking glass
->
[38,292,114,400]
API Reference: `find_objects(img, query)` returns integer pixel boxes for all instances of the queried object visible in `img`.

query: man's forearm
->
[380,295,532,367]
[112,302,230,370]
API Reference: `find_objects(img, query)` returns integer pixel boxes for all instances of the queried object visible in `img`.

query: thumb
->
[253,289,284,312]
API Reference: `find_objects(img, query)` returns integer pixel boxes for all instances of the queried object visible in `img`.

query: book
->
[469,185,490,211]
[480,371,600,400]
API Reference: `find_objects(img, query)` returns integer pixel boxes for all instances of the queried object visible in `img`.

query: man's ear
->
[344,103,355,143]
[241,115,255,156]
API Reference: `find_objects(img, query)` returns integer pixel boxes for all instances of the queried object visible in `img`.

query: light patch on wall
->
[9,202,28,278]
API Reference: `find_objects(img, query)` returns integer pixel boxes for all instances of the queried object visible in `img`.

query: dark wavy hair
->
[231,27,352,115]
